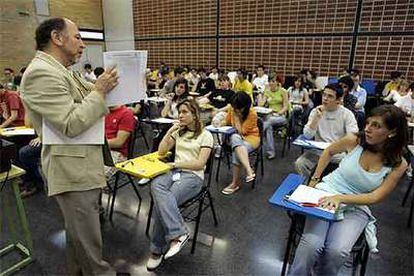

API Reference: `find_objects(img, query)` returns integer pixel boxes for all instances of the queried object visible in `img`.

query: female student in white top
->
[383,79,410,103]
[146,99,214,271]
[288,105,408,275]
[161,78,190,119]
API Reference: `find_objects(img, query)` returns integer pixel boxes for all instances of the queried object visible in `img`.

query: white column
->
[102,0,135,51]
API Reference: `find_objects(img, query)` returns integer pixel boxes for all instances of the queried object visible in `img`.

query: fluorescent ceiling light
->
[80,31,104,40]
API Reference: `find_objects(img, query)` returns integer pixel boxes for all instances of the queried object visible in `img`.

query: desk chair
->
[272,110,294,158]
[105,122,143,222]
[402,155,414,228]
[282,212,369,276]
[280,166,368,276]
[214,118,264,188]
[145,153,219,254]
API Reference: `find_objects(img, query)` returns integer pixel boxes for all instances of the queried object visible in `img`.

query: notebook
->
[286,185,338,213]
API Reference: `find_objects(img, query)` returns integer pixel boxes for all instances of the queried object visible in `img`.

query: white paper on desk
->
[288,185,336,213]
[42,118,104,145]
[2,128,35,136]
[151,118,176,124]
[205,125,235,133]
[254,106,273,114]
[103,50,147,106]
[293,139,330,150]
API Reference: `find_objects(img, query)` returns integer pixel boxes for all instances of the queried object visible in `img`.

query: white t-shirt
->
[394,93,413,114]
[209,72,219,81]
[84,71,96,83]
[303,105,359,143]
[171,129,214,179]
[252,74,269,92]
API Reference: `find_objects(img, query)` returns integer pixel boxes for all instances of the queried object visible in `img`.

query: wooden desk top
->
[0,165,26,181]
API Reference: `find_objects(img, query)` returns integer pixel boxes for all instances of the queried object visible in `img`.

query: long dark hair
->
[176,99,203,139]
[359,105,408,167]
[231,91,251,121]
[172,78,189,102]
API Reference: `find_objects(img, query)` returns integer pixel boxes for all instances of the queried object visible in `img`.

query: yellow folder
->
[115,152,172,179]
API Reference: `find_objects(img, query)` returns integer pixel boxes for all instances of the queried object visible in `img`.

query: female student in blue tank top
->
[288,105,408,275]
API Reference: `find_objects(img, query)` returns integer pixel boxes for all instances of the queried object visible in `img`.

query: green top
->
[264,87,287,113]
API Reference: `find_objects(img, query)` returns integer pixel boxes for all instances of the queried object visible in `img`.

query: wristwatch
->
[311,175,321,181]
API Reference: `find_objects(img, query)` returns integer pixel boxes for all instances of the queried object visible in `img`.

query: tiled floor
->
[2,135,413,275]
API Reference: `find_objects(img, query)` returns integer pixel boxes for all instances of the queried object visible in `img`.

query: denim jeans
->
[17,144,43,188]
[263,115,287,155]
[150,170,203,254]
[288,208,369,276]
[229,134,255,166]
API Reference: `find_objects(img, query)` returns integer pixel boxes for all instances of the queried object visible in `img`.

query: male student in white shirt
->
[295,84,358,179]
[252,64,269,93]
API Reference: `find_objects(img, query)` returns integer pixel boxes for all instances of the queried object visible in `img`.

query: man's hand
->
[29,137,41,147]
[94,67,119,98]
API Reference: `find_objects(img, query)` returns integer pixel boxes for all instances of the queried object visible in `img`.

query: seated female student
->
[288,105,408,276]
[287,75,311,119]
[221,91,260,194]
[150,78,191,154]
[257,74,289,159]
[146,99,213,270]
[161,77,190,119]
[383,79,410,103]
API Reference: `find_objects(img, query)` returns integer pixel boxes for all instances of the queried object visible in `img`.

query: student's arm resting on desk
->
[319,158,407,210]
[0,109,18,128]
[309,134,359,188]
[22,67,110,137]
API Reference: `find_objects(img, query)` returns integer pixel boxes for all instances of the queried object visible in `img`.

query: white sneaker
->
[164,233,190,259]
[146,254,163,271]
[138,178,151,185]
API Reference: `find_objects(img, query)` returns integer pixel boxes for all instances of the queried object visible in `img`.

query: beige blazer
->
[21,51,109,196]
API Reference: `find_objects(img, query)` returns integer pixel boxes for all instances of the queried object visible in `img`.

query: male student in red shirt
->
[104,105,136,177]
[0,83,25,128]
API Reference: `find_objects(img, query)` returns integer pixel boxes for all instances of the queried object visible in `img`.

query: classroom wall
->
[133,0,414,80]
[0,0,103,76]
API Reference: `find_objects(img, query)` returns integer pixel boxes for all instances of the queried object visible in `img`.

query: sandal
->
[222,185,240,195]
[245,173,256,183]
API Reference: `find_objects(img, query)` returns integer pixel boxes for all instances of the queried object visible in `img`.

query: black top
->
[208,89,235,109]
[195,78,216,96]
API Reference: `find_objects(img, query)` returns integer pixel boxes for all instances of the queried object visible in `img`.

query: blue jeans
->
[229,134,255,166]
[288,208,369,275]
[263,115,287,155]
[150,170,203,254]
[17,144,43,188]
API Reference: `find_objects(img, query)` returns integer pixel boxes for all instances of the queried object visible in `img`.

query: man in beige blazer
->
[21,18,118,275]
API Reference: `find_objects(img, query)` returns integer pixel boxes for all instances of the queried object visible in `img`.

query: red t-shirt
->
[105,106,136,157]
[0,90,25,127]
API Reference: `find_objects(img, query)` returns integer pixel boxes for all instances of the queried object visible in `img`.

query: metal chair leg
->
[207,191,218,226]
[402,176,413,206]
[109,172,120,222]
[128,174,142,202]
[191,195,205,254]
[145,196,154,237]
[281,220,297,276]
[408,195,414,228]
[360,241,369,276]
